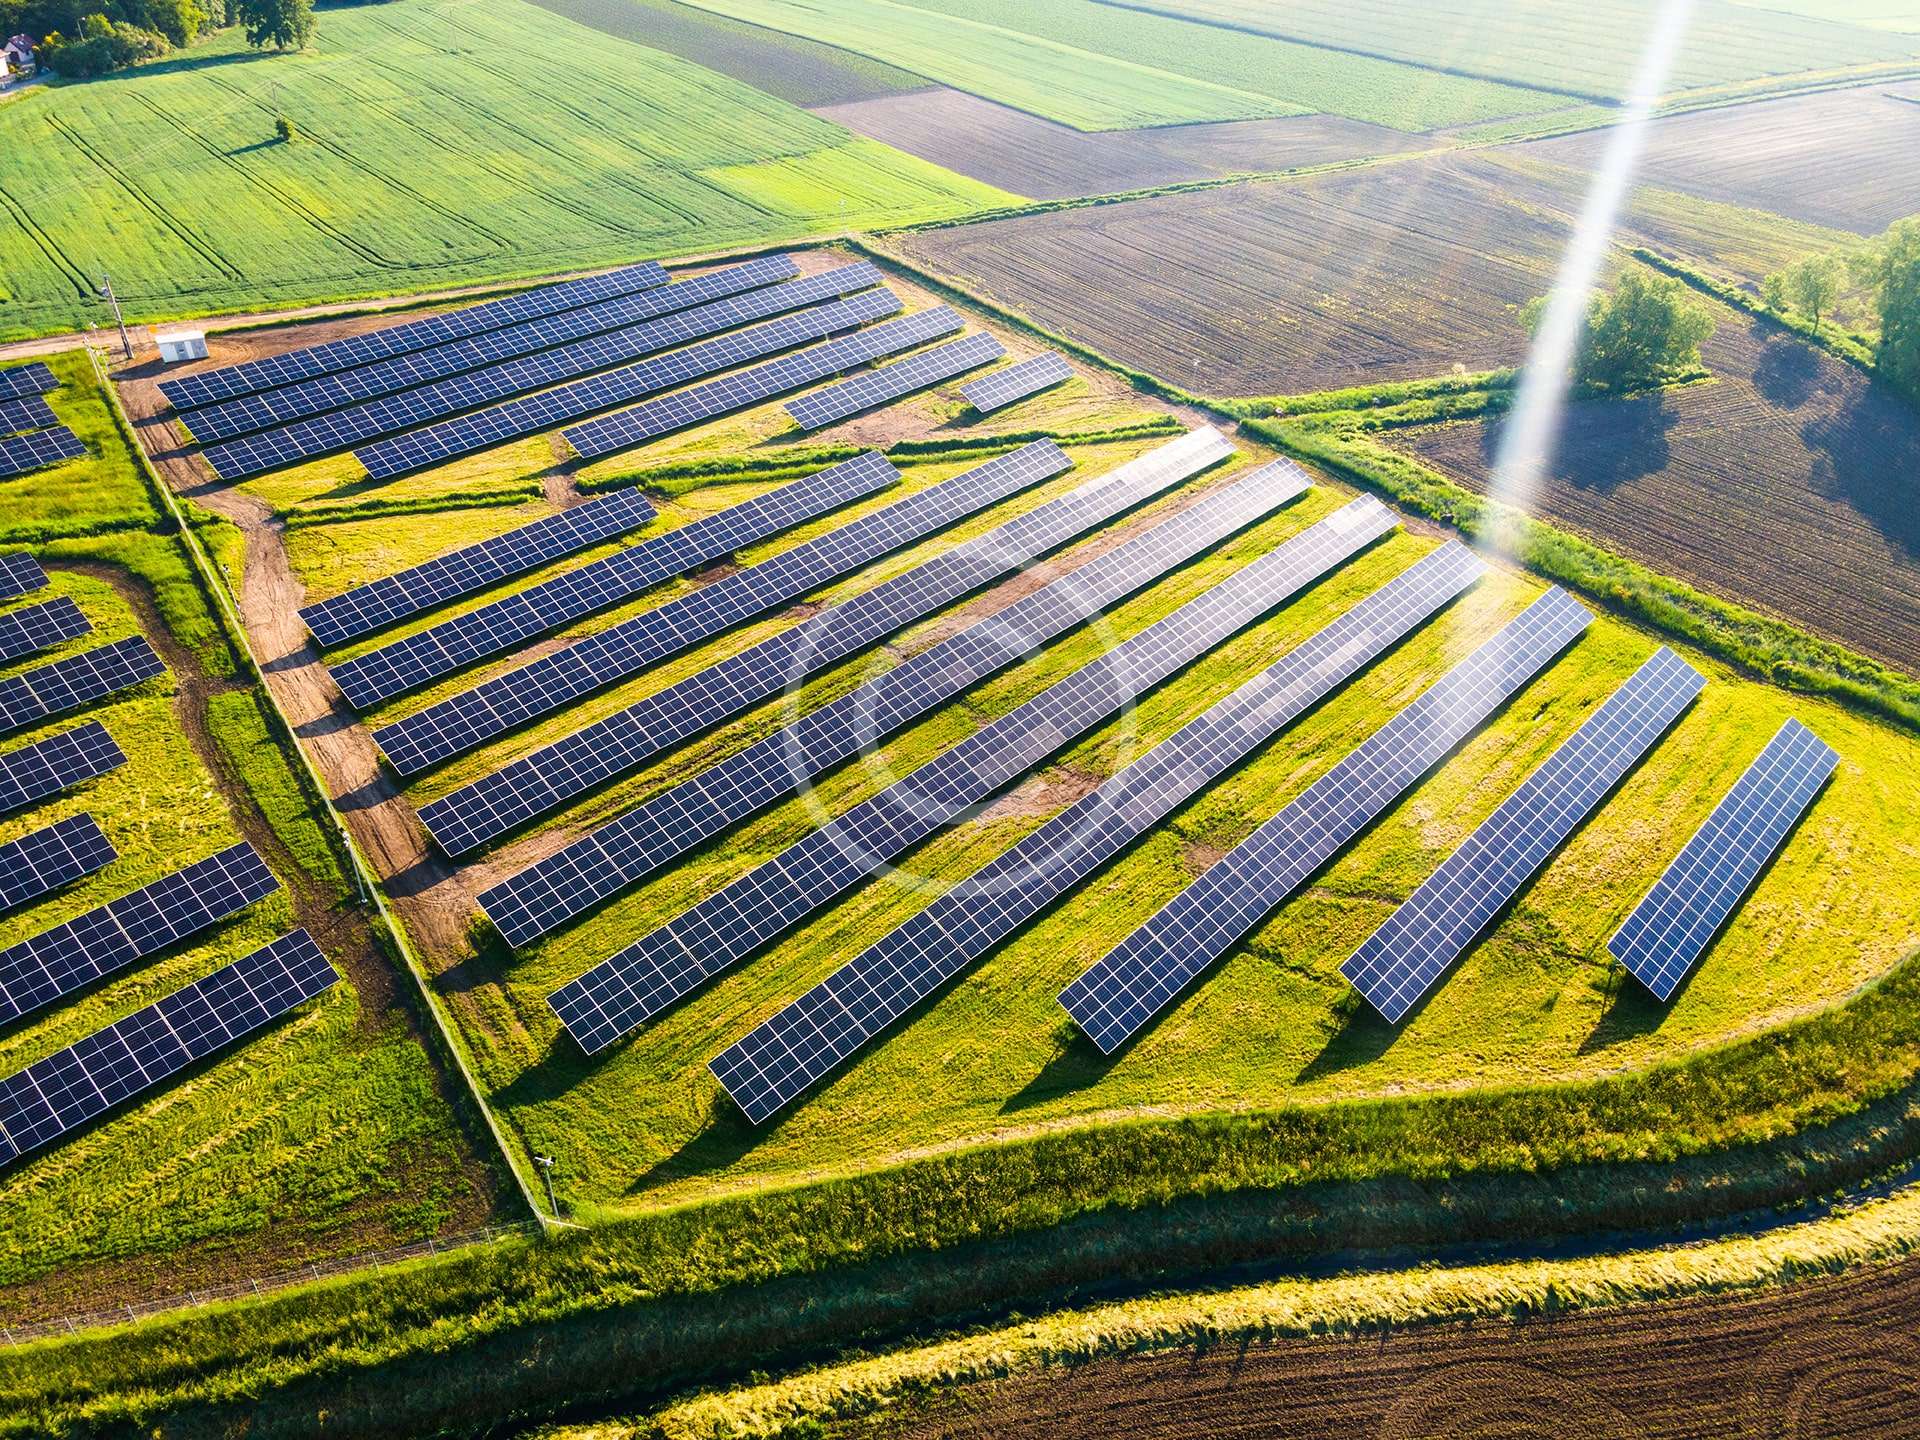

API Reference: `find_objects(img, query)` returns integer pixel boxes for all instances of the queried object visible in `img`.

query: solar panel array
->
[0,841,278,1026]
[0,723,125,816]
[709,540,1487,1121]
[206,266,888,479]
[784,332,1004,431]
[1341,647,1705,1023]
[0,364,57,400]
[561,305,967,465]
[0,553,47,602]
[479,433,1259,941]
[0,597,90,665]
[0,637,166,737]
[340,450,897,717]
[0,814,115,915]
[548,494,1395,1054]
[376,442,1046,776]
[1060,585,1595,1054]
[300,487,658,650]
[160,262,670,411]
[1610,717,1837,1000]
[0,928,336,1168]
[961,353,1075,414]
[0,427,85,479]
[0,396,58,436]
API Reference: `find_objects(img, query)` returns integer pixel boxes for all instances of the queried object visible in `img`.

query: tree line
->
[1764,218,1920,404]
[3,0,318,76]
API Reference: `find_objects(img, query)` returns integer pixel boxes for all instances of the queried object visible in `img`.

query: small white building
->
[2,35,36,83]
[154,328,209,364]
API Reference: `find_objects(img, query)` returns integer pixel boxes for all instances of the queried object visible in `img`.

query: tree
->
[1763,253,1848,337]
[236,0,311,50]
[1858,218,1920,404]
[274,114,295,142]
[1524,270,1716,393]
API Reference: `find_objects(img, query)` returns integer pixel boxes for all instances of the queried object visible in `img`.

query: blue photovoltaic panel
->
[337,451,897,713]
[0,597,91,664]
[1342,646,1706,1022]
[961,353,1075,414]
[0,427,85,479]
[1610,718,1838,1000]
[0,365,57,401]
[204,267,888,479]
[477,431,1255,934]
[1060,586,1595,1054]
[0,396,58,436]
[0,723,125,816]
[0,814,115,915]
[0,928,337,1169]
[0,841,279,1026]
[159,263,670,411]
[299,486,657,649]
[0,554,48,602]
[0,637,166,738]
[548,494,1397,1054]
[711,541,1485,1122]
[783,332,1004,431]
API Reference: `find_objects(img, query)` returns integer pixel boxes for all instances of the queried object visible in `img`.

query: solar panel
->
[376,440,1057,775]
[548,493,1396,1054]
[0,396,58,436]
[183,258,802,443]
[204,267,889,479]
[0,841,278,1026]
[961,353,1076,415]
[159,263,671,411]
[711,541,1486,1121]
[0,723,125,816]
[0,364,57,400]
[350,285,904,484]
[783,332,1004,431]
[1060,585,1595,1054]
[336,451,897,714]
[299,487,657,650]
[0,597,91,665]
[0,426,85,479]
[0,814,115,915]
[0,553,48,603]
[1610,717,1837,1000]
[0,928,336,1169]
[479,433,1262,938]
[560,305,967,465]
[0,637,166,738]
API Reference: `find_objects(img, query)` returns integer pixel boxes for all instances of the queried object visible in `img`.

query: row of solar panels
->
[0,363,85,480]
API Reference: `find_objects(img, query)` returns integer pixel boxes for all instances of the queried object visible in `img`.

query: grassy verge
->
[1632,246,1880,373]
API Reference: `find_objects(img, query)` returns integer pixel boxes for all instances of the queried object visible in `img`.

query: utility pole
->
[99,274,133,361]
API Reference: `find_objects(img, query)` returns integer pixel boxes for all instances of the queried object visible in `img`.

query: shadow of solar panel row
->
[354,285,903,485]
[1610,717,1837,1001]
[0,553,47,603]
[0,723,124,816]
[1341,646,1705,1023]
[160,263,670,411]
[0,426,85,479]
[549,492,1396,1054]
[0,396,58,436]
[784,332,1004,431]
[301,487,658,650]
[561,304,966,465]
[0,928,335,1168]
[339,451,897,717]
[713,541,1486,1122]
[1060,585,1594,1054]
[961,352,1075,415]
[0,814,115,916]
[206,267,888,479]
[478,431,1251,941]
[0,597,90,665]
[0,841,278,1026]
[378,438,1043,777]
[0,637,166,738]
[0,364,57,401]
[185,258,801,443]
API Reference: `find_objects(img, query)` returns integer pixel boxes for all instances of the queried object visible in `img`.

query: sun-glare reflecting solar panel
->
[0,554,48,603]
[1060,585,1595,1054]
[185,258,801,443]
[300,487,657,650]
[1610,717,1837,1000]
[377,440,1055,776]
[561,305,966,465]
[961,353,1075,414]
[548,494,1395,1054]
[159,264,671,412]
[205,267,888,479]
[0,928,336,1168]
[0,396,58,436]
[783,332,1004,431]
[1341,646,1705,1023]
[712,541,1486,1121]
[0,427,85,479]
[0,814,115,915]
[0,637,166,738]
[0,597,90,665]
[0,841,278,1026]
[339,451,897,716]
[0,365,57,401]
[0,723,125,816]
[478,432,1259,937]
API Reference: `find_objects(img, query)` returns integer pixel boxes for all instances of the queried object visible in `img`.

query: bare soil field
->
[815,89,1427,201]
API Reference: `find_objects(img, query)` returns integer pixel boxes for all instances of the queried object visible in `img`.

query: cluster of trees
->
[1524,270,1717,393]
[2,0,313,76]
[1764,218,1920,403]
